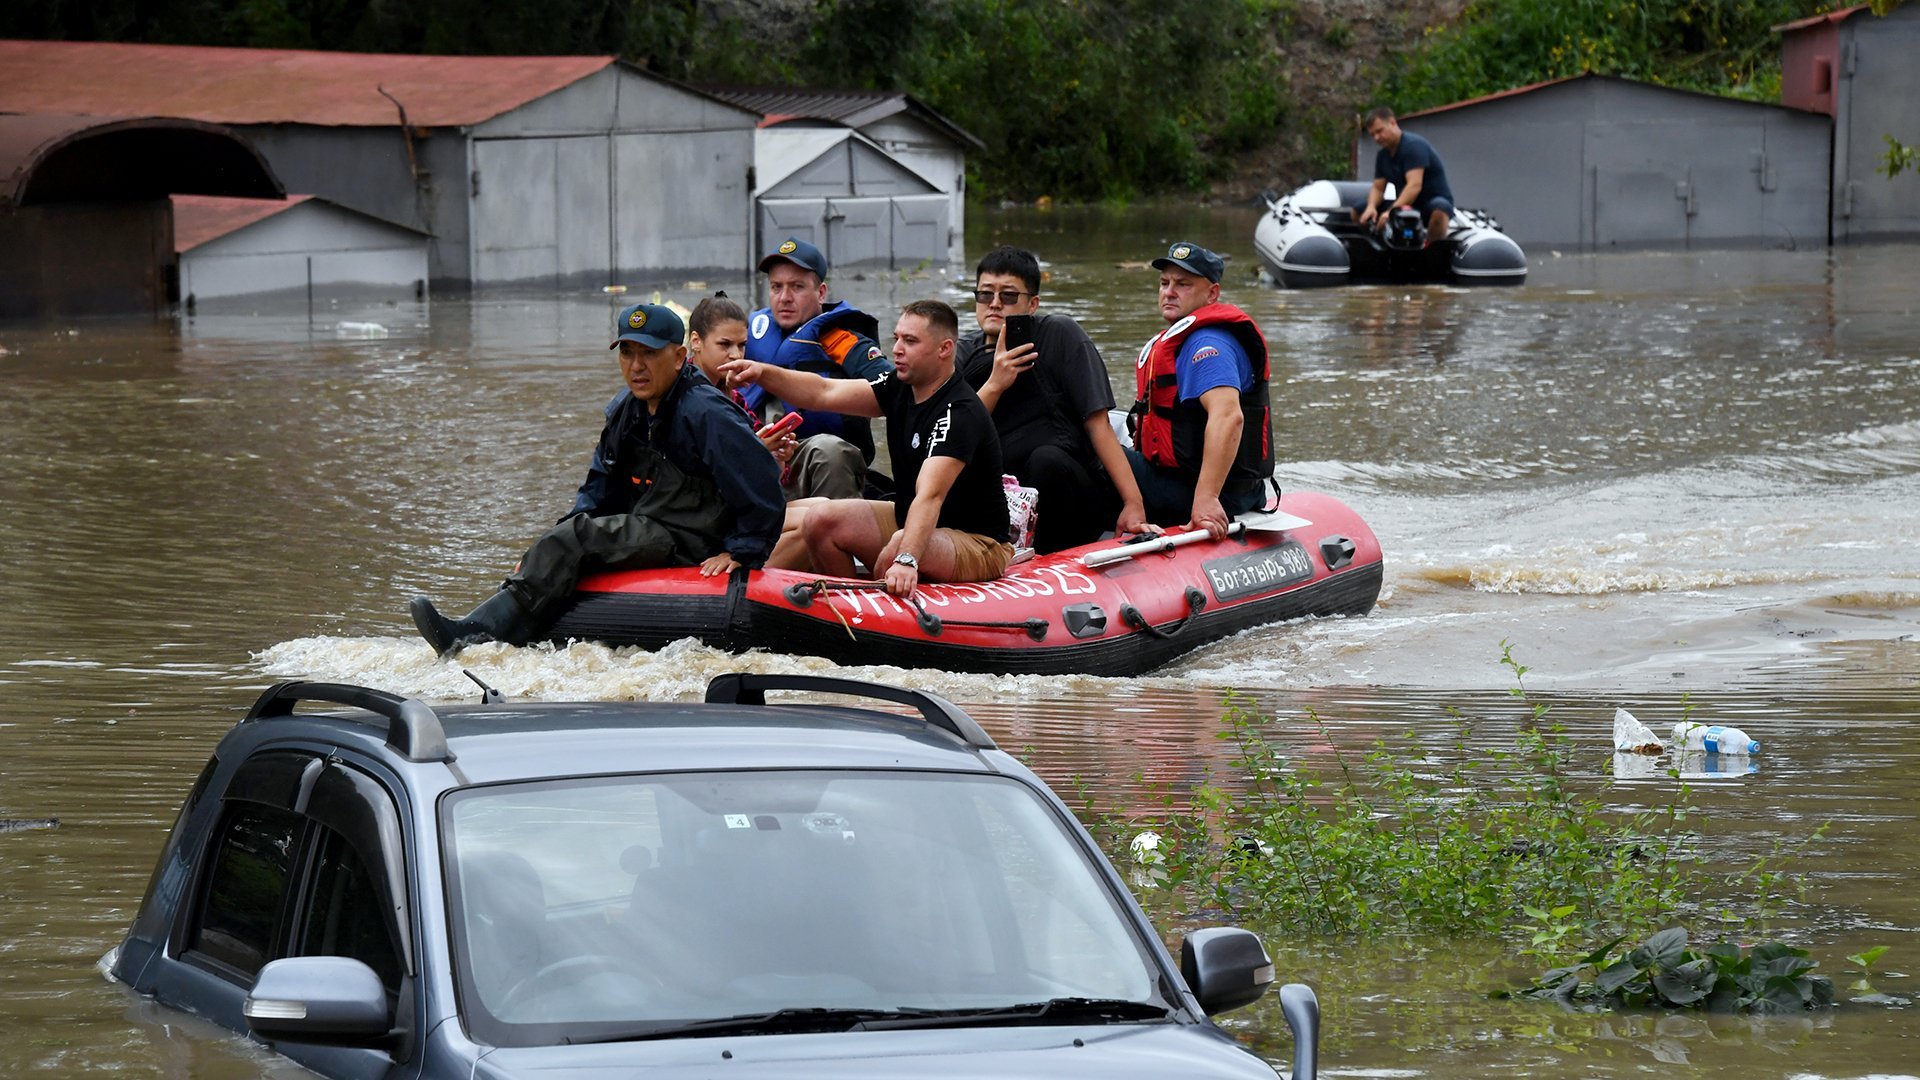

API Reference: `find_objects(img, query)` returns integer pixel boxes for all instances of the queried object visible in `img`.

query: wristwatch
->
[892,552,919,569]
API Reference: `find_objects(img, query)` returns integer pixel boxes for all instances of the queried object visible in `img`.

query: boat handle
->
[1119,587,1208,640]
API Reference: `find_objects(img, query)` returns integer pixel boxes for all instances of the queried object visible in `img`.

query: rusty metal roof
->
[2,111,282,206]
[1772,3,1870,34]
[1401,72,1814,120]
[699,85,983,150]
[171,193,429,251]
[171,194,312,250]
[0,40,615,127]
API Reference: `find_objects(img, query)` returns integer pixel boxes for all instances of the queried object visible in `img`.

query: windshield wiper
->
[851,997,1172,1031]
[567,1006,943,1044]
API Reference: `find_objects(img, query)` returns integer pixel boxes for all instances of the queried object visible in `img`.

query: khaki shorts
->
[870,501,1014,582]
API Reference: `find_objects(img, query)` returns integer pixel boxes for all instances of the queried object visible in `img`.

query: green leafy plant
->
[1503,926,1836,1013]
[1880,136,1918,179]
[1520,904,1582,962]
[1847,945,1889,993]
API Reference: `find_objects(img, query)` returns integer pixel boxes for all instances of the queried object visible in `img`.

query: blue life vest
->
[743,301,882,456]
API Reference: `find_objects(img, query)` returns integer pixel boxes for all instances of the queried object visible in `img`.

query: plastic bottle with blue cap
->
[1669,720,1760,755]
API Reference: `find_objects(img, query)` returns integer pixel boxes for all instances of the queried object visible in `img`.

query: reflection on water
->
[4,210,1920,1076]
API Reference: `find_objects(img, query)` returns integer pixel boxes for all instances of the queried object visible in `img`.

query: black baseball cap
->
[757,236,829,279]
[609,302,685,349]
[1151,241,1225,283]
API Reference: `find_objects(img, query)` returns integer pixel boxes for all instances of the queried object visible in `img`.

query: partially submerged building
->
[173,195,430,305]
[0,40,762,289]
[701,87,981,268]
[1776,1,1920,242]
[1,112,283,318]
[1367,74,1831,251]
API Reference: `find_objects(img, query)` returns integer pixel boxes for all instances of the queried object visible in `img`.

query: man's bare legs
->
[767,497,829,571]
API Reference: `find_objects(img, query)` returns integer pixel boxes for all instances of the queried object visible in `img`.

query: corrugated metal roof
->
[700,84,984,150]
[1402,72,1815,120]
[171,194,312,250]
[0,40,614,127]
[1773,3,1870,34]
[171,193,431,250]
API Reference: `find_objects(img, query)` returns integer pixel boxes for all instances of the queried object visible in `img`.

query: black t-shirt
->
[870,369,1009,542]
[955,313,1116,471]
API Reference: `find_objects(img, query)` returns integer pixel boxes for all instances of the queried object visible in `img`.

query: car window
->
[189,801,302,978]
[297,827,403,992]
[444,770,1158,1046]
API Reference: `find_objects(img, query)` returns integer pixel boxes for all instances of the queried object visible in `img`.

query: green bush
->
[1086,644,1703,940]
[1386,0,1831,113]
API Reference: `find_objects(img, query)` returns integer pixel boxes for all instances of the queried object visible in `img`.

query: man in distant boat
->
[745,236,894,500]
[407,303,784,655]
[1356,106,1454,244]
[956,245,1152,552]
[1125,242,1275,541]
[722,300,1013,597]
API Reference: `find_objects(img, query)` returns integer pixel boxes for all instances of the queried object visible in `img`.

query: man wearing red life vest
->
[1125,241,1275,540]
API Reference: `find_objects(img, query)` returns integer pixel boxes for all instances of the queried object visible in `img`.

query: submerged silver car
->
[108,673,1319,1078]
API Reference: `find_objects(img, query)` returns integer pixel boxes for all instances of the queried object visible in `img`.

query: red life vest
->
[1129,303,1273,483]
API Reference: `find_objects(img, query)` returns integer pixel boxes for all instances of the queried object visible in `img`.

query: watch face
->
[894,553,917,567]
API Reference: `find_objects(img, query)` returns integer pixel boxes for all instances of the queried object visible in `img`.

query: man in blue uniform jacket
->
[408,303,785,655]
[745,236,894,498]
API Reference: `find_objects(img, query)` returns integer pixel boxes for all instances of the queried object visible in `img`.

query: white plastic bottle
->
[1670,721,1760,755]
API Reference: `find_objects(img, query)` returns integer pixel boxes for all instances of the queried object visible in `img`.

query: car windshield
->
[443,769,1163,1045]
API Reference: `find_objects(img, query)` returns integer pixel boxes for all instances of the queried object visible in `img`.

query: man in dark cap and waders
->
[408,302,785,654]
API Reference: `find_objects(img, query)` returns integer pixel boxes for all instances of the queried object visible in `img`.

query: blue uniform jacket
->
[566,365,785,566]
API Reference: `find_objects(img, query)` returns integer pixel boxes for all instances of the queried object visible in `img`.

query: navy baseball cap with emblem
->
[1152,241,1225,283]
[757,236,830,279]
[609,302,685,349]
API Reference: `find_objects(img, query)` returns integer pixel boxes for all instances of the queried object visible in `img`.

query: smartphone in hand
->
[1002,314,1035,355]
[757,410,804,438]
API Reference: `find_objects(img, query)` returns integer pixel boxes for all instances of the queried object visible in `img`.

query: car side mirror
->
[1180,926,1275,1015]
[244,957,393,1046]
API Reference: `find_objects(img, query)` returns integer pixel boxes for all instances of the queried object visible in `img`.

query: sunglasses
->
[972,288,1032,306]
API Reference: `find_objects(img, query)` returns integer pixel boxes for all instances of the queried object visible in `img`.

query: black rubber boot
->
[409,591,531,657]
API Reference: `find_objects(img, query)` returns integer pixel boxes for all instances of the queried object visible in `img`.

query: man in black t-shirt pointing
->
[721,300,1012,597]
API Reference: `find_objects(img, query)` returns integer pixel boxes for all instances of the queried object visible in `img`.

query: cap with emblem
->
[756,236,829,279]
[609,302,685,350]
[1151,241,1225,283]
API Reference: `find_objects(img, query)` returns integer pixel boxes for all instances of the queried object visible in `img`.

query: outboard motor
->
[1382,206,1425,250]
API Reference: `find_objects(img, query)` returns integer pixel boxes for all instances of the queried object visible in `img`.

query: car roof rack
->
[705,673,996,750]
[246,681,453,763]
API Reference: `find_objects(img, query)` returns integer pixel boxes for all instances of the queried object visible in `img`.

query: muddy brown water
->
[3,204,1917,1075]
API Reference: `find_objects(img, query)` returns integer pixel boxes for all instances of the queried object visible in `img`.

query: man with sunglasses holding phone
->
[956,245,1152,552]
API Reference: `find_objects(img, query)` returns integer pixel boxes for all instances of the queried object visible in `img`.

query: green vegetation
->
[1087,644,1713,940]
[1385,0,1829,112]
[1882,136,1919,179]
[1500,927,1837,1013]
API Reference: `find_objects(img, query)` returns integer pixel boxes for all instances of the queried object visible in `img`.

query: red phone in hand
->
[759,411,804,438]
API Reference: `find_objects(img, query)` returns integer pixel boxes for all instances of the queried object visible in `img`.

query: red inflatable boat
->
[543,490,1382,677]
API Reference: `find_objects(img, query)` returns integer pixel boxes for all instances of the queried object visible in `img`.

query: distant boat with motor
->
[1254,179,1527,288]
[544,490,1382,678]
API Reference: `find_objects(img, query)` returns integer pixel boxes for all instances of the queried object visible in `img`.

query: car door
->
[165,750,420,1080]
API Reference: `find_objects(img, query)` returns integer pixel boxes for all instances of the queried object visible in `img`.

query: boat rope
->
[782,580,1049,641]
[1118,587,1208,640]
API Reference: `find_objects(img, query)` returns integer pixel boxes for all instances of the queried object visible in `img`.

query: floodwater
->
[3,203,1918,1076]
